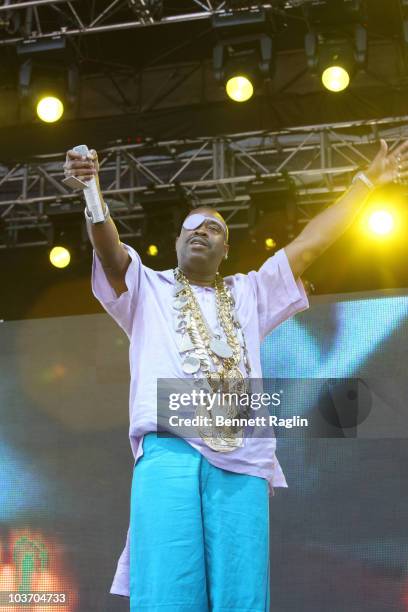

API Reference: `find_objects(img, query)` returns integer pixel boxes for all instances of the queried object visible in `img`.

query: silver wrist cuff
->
[84,204,110,224]
[352,171,375,191]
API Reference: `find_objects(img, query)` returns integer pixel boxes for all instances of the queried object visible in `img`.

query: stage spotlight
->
[36,96,64,123]
[265,237,276,250]
[367,210,395,236]
[226,75,254,102]
[321,65,350,92]
[306,35,357,92]
[359,198,401,240]
[304,1,368,93]
[147,244,158,256]
[49,246,70,268]
[212,7,279,102]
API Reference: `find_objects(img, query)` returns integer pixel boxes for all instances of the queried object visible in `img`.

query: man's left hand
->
[366,138,408,187]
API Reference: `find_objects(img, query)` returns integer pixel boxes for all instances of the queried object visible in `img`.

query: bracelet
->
[352,171,376,191]
[84,204,110,224]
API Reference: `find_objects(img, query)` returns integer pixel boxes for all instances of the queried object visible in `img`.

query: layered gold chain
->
[173,267,252,451]
[174,267,241,382]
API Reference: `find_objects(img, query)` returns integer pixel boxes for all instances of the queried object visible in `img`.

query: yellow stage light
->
[147,244,158,256]
[359,197,401,241]
[49,246,70,268]
[265,237,276,250]
[367,210,395,236]
[226,76,254,102]
[36,96,64,123]
[321,66,350,92]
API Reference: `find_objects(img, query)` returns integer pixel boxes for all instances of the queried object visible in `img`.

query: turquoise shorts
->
[130,432,271,612]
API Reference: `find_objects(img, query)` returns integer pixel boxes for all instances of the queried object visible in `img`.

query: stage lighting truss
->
[0,1,288,48]
[2,115,408,249]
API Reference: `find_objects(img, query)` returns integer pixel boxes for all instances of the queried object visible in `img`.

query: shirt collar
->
[157,268,219,291]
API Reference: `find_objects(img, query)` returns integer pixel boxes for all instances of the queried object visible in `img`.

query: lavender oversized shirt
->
[91,242,310,597]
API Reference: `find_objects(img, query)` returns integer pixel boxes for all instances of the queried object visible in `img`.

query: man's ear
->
[224,243,229,260]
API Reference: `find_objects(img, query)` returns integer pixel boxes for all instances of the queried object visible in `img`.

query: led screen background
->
[1,288,408,611]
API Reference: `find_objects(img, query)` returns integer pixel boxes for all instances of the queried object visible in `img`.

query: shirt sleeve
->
[247,247,310,342]
[91,242,144,340]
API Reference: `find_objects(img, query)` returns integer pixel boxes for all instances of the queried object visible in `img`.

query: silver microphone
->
[62,144,107,223]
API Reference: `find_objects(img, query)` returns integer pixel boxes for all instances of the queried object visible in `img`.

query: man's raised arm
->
[63,148,131,296]
[283,139,408,279]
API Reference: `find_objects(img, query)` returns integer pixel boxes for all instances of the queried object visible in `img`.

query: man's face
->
[175,209,229,272]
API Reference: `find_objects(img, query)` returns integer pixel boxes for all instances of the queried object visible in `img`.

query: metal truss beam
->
[0,0,73,10]
[1,115,408,249]
[0,2,296,46]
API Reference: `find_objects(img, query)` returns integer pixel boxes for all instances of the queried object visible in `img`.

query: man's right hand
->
[63,148,99,183]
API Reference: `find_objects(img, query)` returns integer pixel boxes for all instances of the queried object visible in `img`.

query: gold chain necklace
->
[173,266,251,452]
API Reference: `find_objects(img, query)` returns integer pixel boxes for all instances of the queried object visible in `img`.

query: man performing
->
[64,138,408,611]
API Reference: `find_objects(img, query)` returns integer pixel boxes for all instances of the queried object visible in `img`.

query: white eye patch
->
[183,214,227,238]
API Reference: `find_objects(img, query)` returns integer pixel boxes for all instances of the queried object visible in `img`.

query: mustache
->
[188,236,209,246]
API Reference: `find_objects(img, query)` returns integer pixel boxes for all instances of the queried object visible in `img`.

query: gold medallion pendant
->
[195,367,249,452]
